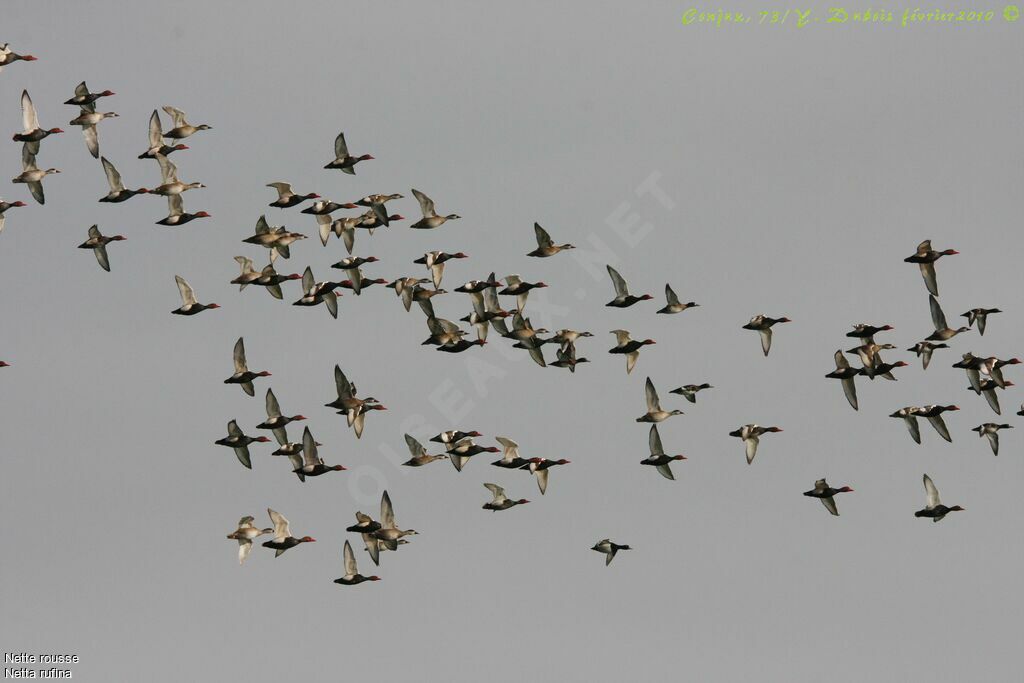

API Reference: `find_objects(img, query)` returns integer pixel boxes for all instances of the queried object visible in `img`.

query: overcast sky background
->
[2,2,1022,681]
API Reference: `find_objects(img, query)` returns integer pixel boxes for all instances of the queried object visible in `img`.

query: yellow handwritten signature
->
[681,5,1021,26]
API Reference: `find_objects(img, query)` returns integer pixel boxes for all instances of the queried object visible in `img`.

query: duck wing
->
[534,468,549,495]
[233,337,248,373]
[167,194,184,217]
[265,388,282,419]
[625,351,640,375]
[920,263,939,297]
[301,427,319,467]
[923,474,940,509]
[334,365,354,400]
[343,540,358,577]
[606,265,629,298]
[411,188,436,217]
[648,424,665,456]
[267,508,291,541]
[362,533,380,566]
[985,430,1000,455]
[175,275,197,306]
[334,131,349,159]
[233,446,252,469]
[495,436,520,462]
[820,496,839,516]
[744,436,760,465]
[904,415,922,444]
[238,538,253,565]
[100,156,125,192]
[266,182,293,200]
[380,490,396,530]
[483,482,507,504]
[93,243,110,272]
[148,109,163,147]
[162,105,187,128]
[21,90,39,132]
[644,376,661,413]
[533,222,553,249]
[929,295,947,331]
[927,414,952,443]
[665,283,680,306]
[81,123,99,158]
[404,433,426,458]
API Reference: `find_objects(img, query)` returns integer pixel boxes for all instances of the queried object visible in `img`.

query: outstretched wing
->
[411,188,436,217]
[533,222,553,248]
[606,265,629,298]
[100,156,124,192]
[175,275,196,306]
[648,424,665,456]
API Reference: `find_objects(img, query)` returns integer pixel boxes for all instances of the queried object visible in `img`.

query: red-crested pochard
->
[77,225,124,272]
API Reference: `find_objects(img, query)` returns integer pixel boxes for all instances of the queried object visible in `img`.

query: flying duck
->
[292,426,346,479]
[98,157,147,202]
[214,420,271,469]
[402,434,448,467]
[410,188,460,229]
[802,479,853,516]
[226,516,274,565]
[12,144,60,205]
[907,341,948,370]
[825,349,860,410]
[157,195,209,226]
[914,474,964,522]
[224,337,270,396]
[364,491,418,566]
[728,424,782,465]
[161,105,211,139]
[324,132,373,174]
[669,383,712,403]
[608,330,655,375]
[482,483,529,511]
[151,153,204,197]
[961,308,1001,336]
[972,423,1012,455]
[915,404,959,443]
[12,90,63,154]
[605,265,652,308]
[77,225,124,272]
[905,239,957,297]
[742,315,791,356]
[926,295,969,342]
[641,424,686,480]
[172,275,219,315]
[527,222,574,257]
[139,110,188,159]
[68,104,118,158]
[657,283,698,314]
[591,539,631,566]
[636,377,683,423]
[293,266,341,319]
[242,215,306,260]
[262,509,315,556]
[256,388,306,443]
[267,182,319,209]
[520,457,570,495]
[334,541,381,585]
[0,44,36,72]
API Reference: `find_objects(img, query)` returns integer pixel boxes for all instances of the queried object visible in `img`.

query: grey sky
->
[2,2,1022,681]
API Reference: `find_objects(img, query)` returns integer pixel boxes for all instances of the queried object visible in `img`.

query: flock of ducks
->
[0,44,1010,586]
